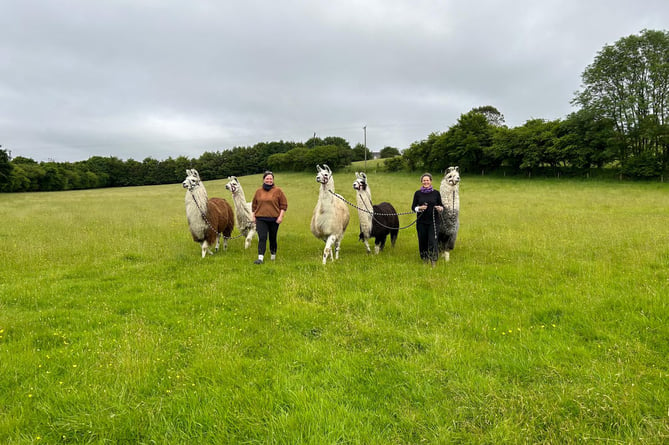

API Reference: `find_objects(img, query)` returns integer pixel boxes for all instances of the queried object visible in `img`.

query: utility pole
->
[363,125,367,171]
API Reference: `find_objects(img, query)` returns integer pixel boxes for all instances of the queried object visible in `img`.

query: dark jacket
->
[411,189,443,226]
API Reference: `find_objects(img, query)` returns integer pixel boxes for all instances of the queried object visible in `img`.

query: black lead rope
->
[416,206,440,241]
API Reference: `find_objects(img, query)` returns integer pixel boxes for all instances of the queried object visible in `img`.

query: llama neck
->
[320,180,336,203]
[232,189,252,220]
[186,184,208,215]
[185,184,210,236]
[441,184,460,211]
[232,188,248,208]
[356,187,373,225]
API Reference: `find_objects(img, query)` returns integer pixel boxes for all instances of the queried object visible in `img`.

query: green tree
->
[351,143,373,162]
[428,110,496,173]
[383,156,406,172]
[556,110,619,168]
[402,133,439,171]
[573,29,669,174]
[10,158,45,191]
[0,147,13,192]
[471,105,505,127]
[379,146,400,158]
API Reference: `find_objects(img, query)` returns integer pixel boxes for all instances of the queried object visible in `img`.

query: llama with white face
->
[438,166,460,261]
[310,164,350,264]
[182,169,235,258]
[352,172,399,254]
[225,176,256,249]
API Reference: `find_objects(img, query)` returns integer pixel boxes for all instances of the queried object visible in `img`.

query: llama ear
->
[323,164,331,173]
[455,166,459,172]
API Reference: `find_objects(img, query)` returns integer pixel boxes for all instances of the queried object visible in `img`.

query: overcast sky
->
[1,1,667,162]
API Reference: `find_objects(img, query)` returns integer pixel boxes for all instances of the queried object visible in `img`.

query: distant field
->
[0,172,667,444]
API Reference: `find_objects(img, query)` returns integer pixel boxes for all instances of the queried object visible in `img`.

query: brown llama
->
[182,169,235,258]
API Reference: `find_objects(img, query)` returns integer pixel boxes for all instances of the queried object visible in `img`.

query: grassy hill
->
[1,172,667,443]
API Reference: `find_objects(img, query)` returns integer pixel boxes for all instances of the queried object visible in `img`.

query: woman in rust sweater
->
[251,171,288,264]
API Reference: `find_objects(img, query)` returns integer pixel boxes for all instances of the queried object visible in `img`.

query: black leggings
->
[256,219,279,256]
[416,223,438,261]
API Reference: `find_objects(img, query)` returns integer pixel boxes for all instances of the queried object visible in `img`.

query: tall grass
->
[0,172,667,444]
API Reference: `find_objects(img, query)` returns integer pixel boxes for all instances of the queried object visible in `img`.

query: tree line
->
[1,29,667,192]
[0,138,378,192]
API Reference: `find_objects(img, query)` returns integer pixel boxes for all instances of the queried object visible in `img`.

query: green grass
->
[1,172,667,444]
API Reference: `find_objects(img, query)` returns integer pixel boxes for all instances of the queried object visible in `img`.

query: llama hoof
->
[254,259,263,264]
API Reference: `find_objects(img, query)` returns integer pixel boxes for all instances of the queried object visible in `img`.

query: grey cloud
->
[1,0,667,162]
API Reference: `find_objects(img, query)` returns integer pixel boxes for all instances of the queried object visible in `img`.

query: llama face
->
[352,172,367,191]
[316,165,332,185]
[225,176,239,194]
[444,166,460,186]
[182,169,201,191]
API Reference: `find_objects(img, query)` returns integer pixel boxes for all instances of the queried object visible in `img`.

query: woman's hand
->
[435,206,444,212]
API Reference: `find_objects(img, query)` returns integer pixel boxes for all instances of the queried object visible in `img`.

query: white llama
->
[352,172,399,254]
[182,169,235,258]
[224,176,256,249]
[438,166,460,261]
[311,164,350,265]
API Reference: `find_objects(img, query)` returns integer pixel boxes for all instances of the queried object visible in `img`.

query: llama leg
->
[244,228,255,249]
[375,235,387,254]
[201,241,212,258]
[363,238,371,254]
[442,250,450,261]
[214,233,221,252]
[334,237,342,260]
[323,235,336,264]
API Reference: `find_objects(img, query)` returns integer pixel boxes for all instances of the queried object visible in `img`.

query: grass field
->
[0,171,667,444]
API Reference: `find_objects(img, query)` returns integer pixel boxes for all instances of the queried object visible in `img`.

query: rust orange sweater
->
[252,186,288,218]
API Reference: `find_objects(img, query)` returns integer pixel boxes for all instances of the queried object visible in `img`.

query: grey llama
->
[437,166,460,261]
